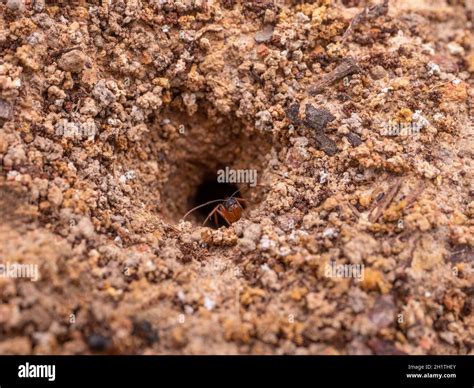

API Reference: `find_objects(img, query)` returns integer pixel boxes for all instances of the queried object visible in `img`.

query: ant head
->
[182,188,242,221]
[224,197,238,210]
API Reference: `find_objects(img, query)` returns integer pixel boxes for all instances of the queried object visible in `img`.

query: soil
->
[0,0,472,354]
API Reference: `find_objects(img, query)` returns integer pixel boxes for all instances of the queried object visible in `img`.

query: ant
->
[183,189,246,227]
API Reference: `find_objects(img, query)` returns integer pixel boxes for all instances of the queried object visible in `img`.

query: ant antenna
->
[182,188,243,222]
[229,188,241,198]
[182,198,224,220]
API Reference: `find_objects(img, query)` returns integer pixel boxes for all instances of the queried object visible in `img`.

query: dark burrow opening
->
[151,108,272,227]
[192,179,243,228]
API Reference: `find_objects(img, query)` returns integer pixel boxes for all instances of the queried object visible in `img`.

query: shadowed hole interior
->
[139,107,272,226]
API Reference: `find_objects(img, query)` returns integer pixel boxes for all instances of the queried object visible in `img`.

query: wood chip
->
[309,57,361,95]
[346,132,363,147]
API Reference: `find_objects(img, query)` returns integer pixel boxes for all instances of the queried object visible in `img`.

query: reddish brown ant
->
[183,189,246,227]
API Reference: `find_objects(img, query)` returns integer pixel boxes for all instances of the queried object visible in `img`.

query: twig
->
[309,57,361,95]
[369,176,403,223]
[342,0,389,43]
[403,181,425,210]
[347,202,361,219]
[50,45,81,58]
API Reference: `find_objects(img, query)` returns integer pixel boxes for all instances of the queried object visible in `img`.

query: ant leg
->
[203,205,220,226]
[216,208,232,226]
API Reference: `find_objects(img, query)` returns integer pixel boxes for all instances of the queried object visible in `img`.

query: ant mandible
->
[182,189,246,227]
